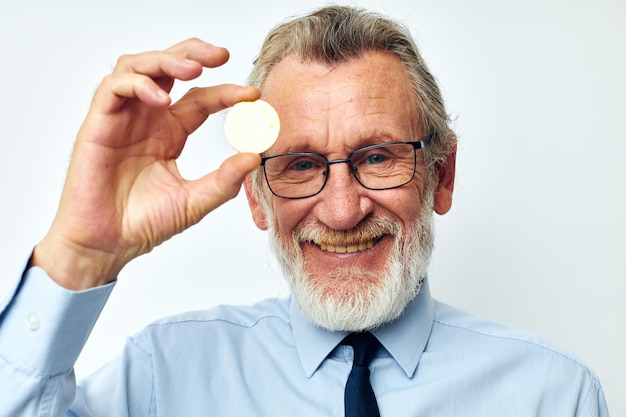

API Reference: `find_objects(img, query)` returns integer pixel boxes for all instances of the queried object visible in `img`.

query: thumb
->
[186,152,261,221]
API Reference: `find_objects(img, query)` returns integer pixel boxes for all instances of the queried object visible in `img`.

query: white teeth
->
[317,239,376,253]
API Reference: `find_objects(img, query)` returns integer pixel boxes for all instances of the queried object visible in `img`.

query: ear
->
[244,174,269,231]
[433,145,456,215]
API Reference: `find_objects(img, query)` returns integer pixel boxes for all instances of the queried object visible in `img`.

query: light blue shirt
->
[0,265,608,416]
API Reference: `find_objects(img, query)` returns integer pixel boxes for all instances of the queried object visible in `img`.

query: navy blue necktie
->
[343,332,381,417]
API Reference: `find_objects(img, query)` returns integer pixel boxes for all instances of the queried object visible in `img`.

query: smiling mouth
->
[311,236,385,253]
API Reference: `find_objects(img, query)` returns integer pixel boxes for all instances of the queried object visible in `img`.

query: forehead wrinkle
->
[272,91,416,157]
[262,52,420,157]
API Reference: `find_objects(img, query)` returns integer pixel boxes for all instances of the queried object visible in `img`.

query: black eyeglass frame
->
[260,133,434,199]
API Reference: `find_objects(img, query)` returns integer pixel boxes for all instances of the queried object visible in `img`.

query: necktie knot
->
[343,332,380,367]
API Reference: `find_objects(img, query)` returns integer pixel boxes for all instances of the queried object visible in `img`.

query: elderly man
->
[0,6,607,416]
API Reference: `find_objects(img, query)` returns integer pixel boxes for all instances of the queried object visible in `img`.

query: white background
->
[1,0,624,415]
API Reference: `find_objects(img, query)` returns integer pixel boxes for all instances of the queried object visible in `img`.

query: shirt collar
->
[290,279,434,378]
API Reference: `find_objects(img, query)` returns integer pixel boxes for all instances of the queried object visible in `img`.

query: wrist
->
[32,235,122,290]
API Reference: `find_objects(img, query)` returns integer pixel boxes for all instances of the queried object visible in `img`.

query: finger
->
[165,38,231,68]
[91,72,172,113]
[186,153,262,222]
[113,39,229,81]
[169,84,261,135]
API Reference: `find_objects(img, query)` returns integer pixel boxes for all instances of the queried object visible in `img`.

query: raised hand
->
[32,39,261,289]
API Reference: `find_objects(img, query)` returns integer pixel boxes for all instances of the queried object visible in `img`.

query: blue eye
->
[293,160,314,171]
[365,153,388,164]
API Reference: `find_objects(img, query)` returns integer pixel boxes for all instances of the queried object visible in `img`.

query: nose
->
[314,161,372,230]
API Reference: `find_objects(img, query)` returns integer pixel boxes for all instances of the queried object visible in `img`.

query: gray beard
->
[266,195,435,332]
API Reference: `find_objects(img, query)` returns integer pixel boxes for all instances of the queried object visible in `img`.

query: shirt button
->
[26,312,41,330]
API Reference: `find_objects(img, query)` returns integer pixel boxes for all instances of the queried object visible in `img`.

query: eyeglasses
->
[260,134,433,199]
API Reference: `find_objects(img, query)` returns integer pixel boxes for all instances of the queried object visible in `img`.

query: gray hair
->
[249,5,456,194]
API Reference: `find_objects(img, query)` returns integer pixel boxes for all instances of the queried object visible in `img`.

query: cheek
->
[393,202,423,230]
[374,186,425,226]
[271,199,311,238]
